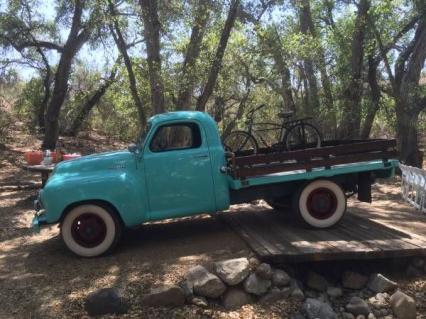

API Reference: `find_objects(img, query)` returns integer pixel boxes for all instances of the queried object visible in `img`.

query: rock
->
[291,287,305,301]
[243,273,271,296]
[302,298,337,319]
[389,290,416,319]
[141,285,185,307]
[291,313,306,319]
[380,308,390,316]
[327,287,343,298]
[186,265,226,298]
[306,272,329,292]
[179,280,193,301]
[367,313,376,319]
[214,258,250,285]
[367,274,397,293]
[369,292,389,310]
[342,312,355,319]
[255,263,273,280]
[191,296,208,308]
[259,287,291,304]
[272,269,291,287]
[248,256,261,269]
[84,288,127,316]
[356,316,366,319]
[222,288,252,310]
[345,296,370,316]
[342,272,368,290]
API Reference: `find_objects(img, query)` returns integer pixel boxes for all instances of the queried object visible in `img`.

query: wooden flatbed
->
[220,203,426,263]
[228,139,398,179]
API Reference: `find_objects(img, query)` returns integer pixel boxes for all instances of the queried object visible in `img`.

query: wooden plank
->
[218,213,270,257]
[250,211,328,256]
[343,213,426,250]
[335,215,423,258]
[235,151,397,178]
[233,212,297,256]
[221,208,426,263]
[234,139,396,166]
[222,212,283,256]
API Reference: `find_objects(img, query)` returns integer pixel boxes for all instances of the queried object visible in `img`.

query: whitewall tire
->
[61,204,121,257]
[295,180,346,228]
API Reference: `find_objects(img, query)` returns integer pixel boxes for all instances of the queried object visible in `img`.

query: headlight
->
[34,190,44,211]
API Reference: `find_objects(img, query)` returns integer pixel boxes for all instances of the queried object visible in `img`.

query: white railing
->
[400,164,426,213]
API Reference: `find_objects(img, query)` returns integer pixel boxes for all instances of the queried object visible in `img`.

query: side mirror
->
[128,143,138,153]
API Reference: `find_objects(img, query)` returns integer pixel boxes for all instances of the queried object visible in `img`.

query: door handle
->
[193,154,209,159]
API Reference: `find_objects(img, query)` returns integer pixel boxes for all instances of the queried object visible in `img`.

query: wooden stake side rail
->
[229,139,397,179]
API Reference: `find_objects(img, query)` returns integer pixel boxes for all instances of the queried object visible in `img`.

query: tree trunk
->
[67,68,117,136]
[140,0,165,114]
[196,0,240,111]
[396,104,422,167]
[298,0,319,114]
[176,0,210,110]
[42,0,90,149]
[338,0,370,139]
[109,1,146,127]
[267,31,296,112]
[394,15,426,167]
[35,48,51,130]
[361,57,380,139]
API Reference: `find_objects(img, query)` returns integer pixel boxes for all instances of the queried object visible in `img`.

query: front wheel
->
[294,180,346,228]
[222,131,258,154]
[61,204,122,257]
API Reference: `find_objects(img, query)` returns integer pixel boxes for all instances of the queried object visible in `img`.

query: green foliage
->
[1,0,425,145]
[14,77,44,127]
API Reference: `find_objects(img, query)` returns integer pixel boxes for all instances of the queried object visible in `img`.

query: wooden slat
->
[235,150,397,178]
[235,139,396,166]
[221,209,426,263]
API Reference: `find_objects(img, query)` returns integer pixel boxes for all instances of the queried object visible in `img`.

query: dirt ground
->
[1,125,425,318]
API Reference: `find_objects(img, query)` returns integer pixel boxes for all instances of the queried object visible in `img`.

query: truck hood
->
[53,150,135,175]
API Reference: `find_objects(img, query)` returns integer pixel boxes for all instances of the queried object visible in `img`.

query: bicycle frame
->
[245,114,311,148]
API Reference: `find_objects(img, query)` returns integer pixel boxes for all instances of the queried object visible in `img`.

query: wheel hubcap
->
[306,188,337,220]
[71,213,107,248]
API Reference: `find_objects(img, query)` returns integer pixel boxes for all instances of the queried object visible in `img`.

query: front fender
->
[41,170,147,227]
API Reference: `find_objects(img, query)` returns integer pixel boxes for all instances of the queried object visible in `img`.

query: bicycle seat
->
[278,111,294,119]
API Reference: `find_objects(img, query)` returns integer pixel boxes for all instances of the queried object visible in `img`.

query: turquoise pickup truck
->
[33,111,398,257]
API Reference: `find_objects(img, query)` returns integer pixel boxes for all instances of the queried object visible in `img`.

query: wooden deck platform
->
[219,203,426,263]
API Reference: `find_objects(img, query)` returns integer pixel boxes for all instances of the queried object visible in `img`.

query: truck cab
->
[33,112,230,257]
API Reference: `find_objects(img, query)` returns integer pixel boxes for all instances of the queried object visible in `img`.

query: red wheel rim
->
[306,188,338,220]
[71,213,107,248]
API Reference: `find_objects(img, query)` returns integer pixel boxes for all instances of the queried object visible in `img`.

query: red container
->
[25,151,43,165]
[25,151,58,165]
[62,153,81,161]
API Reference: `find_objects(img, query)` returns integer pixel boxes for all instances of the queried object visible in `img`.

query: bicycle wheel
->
[222,131,258,154]
[284,123,322,151]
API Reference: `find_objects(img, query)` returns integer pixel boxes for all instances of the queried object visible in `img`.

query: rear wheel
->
[222,131,258,154]
[61,204,122,257]
[284,123,321,151]
[294,180,346,228]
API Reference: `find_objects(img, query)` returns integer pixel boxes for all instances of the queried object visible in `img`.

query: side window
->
[149,122,202,152]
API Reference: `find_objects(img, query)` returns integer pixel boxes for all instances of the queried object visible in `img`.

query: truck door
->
[143,121,216,220]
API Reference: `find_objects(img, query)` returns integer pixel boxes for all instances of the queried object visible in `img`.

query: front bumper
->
[32,193,47,233]
[32,209,48,233]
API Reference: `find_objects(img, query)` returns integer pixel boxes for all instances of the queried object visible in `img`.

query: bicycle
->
[222,104,322,154]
